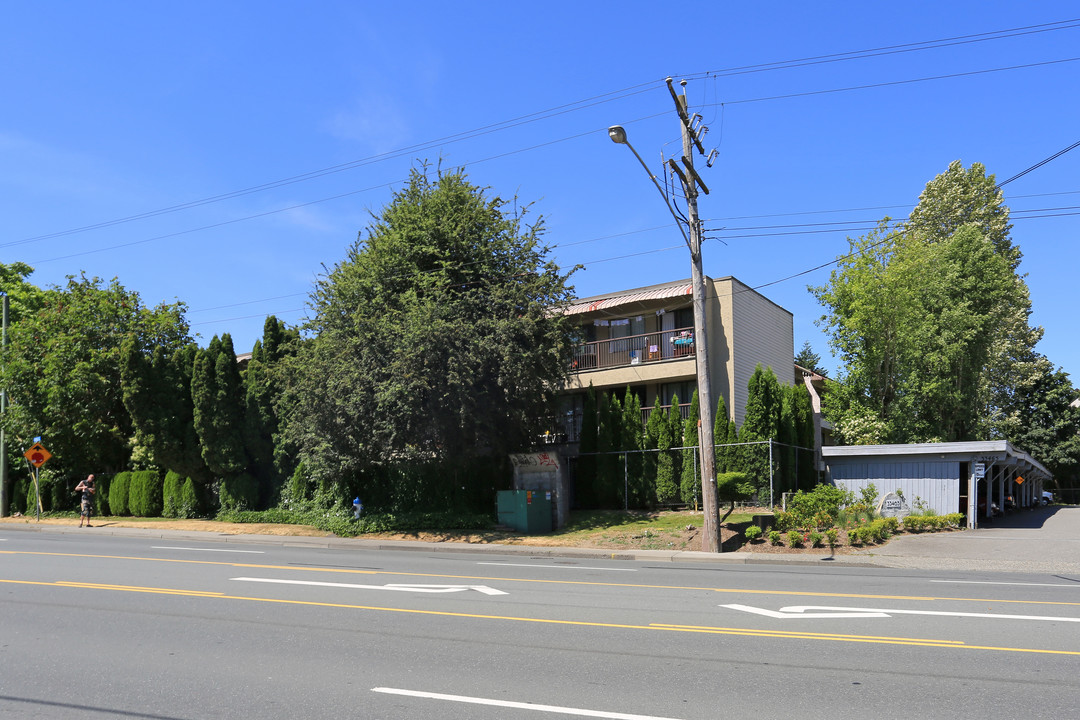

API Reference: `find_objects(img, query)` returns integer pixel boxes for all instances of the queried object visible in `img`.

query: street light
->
[608,123,721,552]
[607,126,690,248]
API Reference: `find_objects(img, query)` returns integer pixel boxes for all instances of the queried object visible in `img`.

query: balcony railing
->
[571,327,695,372]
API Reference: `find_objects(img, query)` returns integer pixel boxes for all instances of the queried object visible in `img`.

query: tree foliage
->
[2,270,190,481]
[813,162,1037,445]
[281,167,576,490]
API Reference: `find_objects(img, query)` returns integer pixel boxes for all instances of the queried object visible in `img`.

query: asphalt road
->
[2,523,1079,719]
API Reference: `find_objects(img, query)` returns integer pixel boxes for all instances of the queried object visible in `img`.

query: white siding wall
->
[728,278,795,428]
[828,460,961,514]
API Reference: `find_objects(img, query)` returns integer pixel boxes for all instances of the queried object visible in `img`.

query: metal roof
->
[822,440,1051,479]
[562,282,693,316]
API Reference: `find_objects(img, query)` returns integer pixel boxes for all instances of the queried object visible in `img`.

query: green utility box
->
[496,489,553,534]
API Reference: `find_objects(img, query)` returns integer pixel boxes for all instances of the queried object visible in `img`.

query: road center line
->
[152,546,265,554]
[477,562,637,572]
[371,687,684,719]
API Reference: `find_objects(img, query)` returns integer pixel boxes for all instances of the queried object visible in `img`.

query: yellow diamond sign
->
[24,442,51,468]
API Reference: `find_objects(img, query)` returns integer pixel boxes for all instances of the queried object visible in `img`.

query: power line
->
[686,17,1080,79]
[14,18,1079,250]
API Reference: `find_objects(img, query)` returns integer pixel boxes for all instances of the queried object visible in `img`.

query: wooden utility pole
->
[665,77,720,552]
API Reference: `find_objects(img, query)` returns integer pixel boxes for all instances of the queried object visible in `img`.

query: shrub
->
[128,470,163,517]
[744,525,762,542]
[825,528,839,548]
[109,472,132,516]
[869,518,892,542]
[944,513,964,528]
[837,507,875,528]
[219,473,259,512]
[93,474,111,516]
[881,516,899,533]
[786,530,803,548]
[163,471,184,518]
[773,511,796,531]
[859,483,879,508]
[809,531,824,548]
[903,515,924,532]
[768,530,783,546]
[178,477,203,518]
[786,484,853,527]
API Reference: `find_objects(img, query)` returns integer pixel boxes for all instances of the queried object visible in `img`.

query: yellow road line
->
[3,578,1079,657]
[5,549,1080,608]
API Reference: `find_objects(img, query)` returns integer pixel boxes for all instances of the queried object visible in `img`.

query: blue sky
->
[3,2,1078,383]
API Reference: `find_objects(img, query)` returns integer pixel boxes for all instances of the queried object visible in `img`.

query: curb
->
[0,522,886,568]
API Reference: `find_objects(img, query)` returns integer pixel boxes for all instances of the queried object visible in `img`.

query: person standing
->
[75,474,95,527]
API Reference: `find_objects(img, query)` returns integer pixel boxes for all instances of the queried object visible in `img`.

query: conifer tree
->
[680,391,701,507]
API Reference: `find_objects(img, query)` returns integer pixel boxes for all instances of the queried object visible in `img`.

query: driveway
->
[851,504,1080,575]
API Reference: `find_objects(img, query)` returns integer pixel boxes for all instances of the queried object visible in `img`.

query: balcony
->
[571,327,695,372]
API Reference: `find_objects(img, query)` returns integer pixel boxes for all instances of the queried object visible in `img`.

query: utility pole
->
[665,77,720,552]
[0,293,8,518]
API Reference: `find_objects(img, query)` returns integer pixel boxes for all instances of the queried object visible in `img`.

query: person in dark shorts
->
[75,475,95,527]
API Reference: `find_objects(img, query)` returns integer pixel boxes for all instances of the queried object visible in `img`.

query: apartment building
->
[547,276,794,443]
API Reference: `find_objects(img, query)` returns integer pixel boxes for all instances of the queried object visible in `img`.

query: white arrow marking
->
[722,604,889,619]
[232,577,507,595]
[722,604,1080,623]
[372,688,686,720]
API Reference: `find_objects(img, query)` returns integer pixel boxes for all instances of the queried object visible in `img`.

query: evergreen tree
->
[620,388,646,508]
[680,391,701,507]
[192,335,249,479]
[667,393,683,490]
[713,393,730,474]
[643,396,665,509]
[654,405,678,505]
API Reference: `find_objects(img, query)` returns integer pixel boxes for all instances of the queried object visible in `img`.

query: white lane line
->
[152,546,264,554]
[931,580,1080,588]
[723,603,1080,623]
[371,688,684,719]
[233,577,507,595]
[477,562,637,572]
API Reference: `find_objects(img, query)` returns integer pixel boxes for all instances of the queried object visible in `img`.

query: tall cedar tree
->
[620,388,645,508]
[282,167,576,489]
[192,335,249,478]
[713,392,730,475]
[122,341,207,481]
[596,392,622,507]
[680,390,700,507]
[242,316,300,506]
[739,365,783,500]
[643,396,665,508]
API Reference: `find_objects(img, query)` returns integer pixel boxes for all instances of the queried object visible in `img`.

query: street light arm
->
[609,127,691,250]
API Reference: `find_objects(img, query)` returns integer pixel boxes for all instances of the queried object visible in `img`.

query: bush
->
[744,525,762,542]
[128,470,163,517]
[163,471,184,518]
[786,484,852,527]
[93,474,111,516]
[772,511,796,531]
[808,531,824,548]
[786,530,803,548]
[768,530,783,546]
[219,473,259,512]
[109,472,132,516]
[825,528,839,548]
[178,477,203,518]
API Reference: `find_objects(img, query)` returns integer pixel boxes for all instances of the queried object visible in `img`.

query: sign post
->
[23,442,51,522]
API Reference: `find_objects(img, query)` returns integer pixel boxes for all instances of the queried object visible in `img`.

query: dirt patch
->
[0,514,903,555]
[0,516,329,537]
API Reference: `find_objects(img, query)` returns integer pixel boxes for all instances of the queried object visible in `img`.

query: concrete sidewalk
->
[4,506,1079,575]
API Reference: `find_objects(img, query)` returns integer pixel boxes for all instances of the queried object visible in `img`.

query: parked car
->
[1042,491,1054,505]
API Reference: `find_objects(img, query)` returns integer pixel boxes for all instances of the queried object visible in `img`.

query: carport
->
[822,441,1052,529]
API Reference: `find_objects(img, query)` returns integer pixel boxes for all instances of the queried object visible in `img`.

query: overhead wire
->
[14,16,1080,251]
